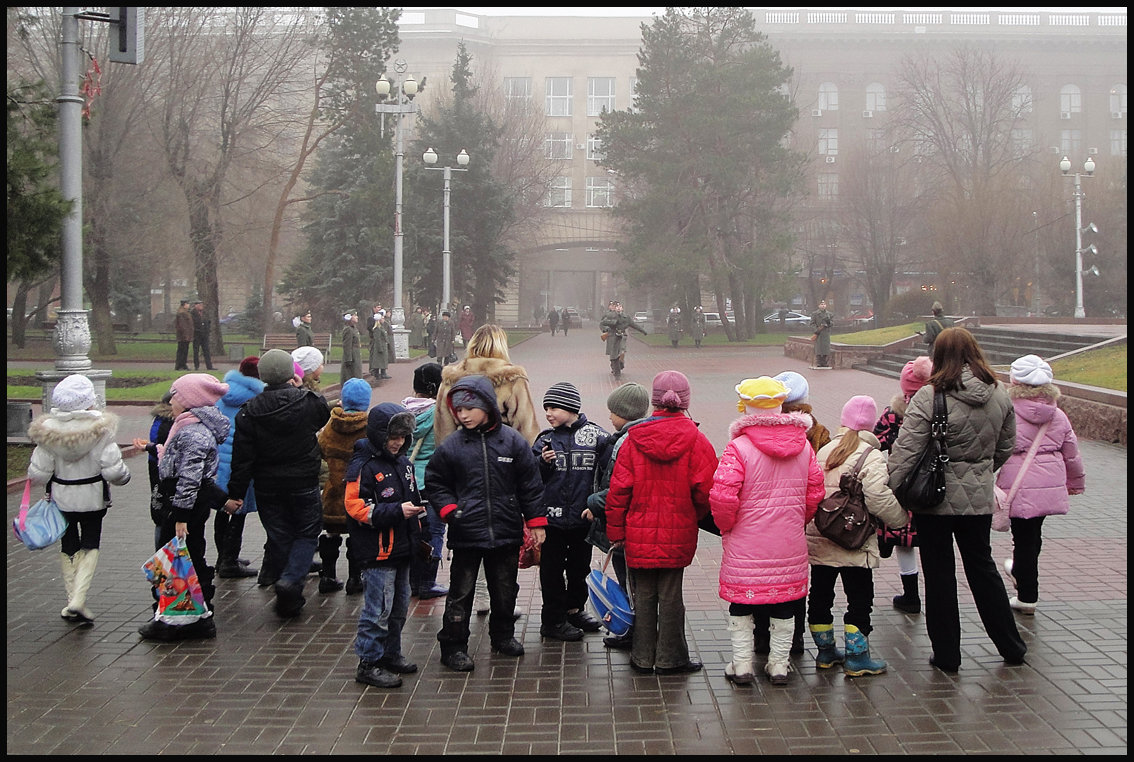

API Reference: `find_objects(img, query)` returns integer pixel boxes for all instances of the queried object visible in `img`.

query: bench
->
[262,332,334,361]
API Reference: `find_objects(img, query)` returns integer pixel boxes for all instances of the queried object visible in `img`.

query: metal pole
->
[1073,173,1085,319]
[1032,211,1040,316]
[442,166,452,311]
[393,106,405,327]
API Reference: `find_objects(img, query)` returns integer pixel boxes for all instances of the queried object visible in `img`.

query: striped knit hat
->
[543,381,582,414]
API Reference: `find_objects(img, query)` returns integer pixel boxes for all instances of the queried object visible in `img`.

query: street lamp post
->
[375,61,420,360]
[422,147,470,312]
[1059,155,1097,319]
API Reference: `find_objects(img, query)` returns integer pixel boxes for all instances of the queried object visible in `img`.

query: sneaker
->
[491,638,525,657]
[566,610,603,633]
[540,622,584,642]
[1009,597,1037,615]
[441,651,475,672]
[378,654,419,674]
[1003,559,1017,589]
[356,662,403,688]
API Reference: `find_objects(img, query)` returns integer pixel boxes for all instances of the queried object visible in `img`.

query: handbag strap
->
[1006,420,1051,504]
[17,480,32,531]
[848,447,872,477]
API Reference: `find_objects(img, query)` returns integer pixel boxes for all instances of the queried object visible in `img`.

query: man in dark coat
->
[174,300,193,370]
[191,300,215,370]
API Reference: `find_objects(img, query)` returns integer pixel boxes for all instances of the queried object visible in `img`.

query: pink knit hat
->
[900,356,933,399]
[170,373,229,410]
[841,395,878,431]
[651,370,691,410]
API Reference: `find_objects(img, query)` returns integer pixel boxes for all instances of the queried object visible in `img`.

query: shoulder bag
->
[814,448,875,550]
[992,420,1051,532]
[895,390,949,510]
[13,480,69,551]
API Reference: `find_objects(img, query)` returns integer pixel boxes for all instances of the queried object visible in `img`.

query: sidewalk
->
[6,330,1127,754]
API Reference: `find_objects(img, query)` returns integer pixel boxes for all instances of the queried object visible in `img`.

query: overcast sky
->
[408,7,1127,16]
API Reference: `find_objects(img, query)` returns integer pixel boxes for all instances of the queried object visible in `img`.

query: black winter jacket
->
[533,413,609,531]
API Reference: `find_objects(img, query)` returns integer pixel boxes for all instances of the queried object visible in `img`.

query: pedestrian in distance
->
[559,306,571,336]
[709,376,824,686]
[369,310,391,381]
[600,301,647,378]
[458,304,477,346]
[666,306,682,348]
[344,402,425,688]
[919,301,954,355]
[692,305,707,348]
[810,300,834,369]
[295,310,314,348]
[424,375,547,672]
[997,354,1085,616]
[533,382,611,642]
[807,395,909,677]
[191,299,215,370]
[548,307,560,336]
[29,374,132,626]
[340,312,363,384]
[174,300,193,370]
[433,310,458,365]
[886,327,1026,673]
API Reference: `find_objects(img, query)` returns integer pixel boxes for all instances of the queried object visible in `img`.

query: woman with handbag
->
[887,327,1026,673]
[27,374,132,626]
[807,396,909,677]
[997,355,1085,616]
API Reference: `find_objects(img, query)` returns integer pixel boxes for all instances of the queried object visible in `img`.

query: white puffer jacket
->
[27,410,131,513]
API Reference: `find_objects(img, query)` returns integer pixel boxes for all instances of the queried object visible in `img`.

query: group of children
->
[25,331,1084,690]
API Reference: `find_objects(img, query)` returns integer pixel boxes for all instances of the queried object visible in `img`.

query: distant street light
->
[422,147,470,312]
[1059,156,1098,319]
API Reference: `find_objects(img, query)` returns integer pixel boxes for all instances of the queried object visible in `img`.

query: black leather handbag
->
[895,390,949,510]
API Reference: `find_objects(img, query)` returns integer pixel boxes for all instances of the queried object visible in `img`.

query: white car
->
[764,310,812,325]
[633,311,649,323]
[701,312,723,327]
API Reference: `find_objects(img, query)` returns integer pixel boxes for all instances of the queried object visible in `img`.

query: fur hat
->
[773,371,809,404]
[340,378,372,412]
[291,346,324,375]
[170,373,229,410]
[413,362,443,398]
[607,382,650,421]
[258,348,297,385]
[52,374,97,412]
[238,355,260,379]
[543,381,582,414]
[900,356,933,398]
[841,395,878,431]
[651,370,691,410]
[1010,354,1054,386]
[735,376,788,412]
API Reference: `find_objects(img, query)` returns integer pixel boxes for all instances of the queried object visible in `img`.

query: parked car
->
[851,310,875,325]
[633,311,649,323]
[763,310,811,325]
[702,312,723,328]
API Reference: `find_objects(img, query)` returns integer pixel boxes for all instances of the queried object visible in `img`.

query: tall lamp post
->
[375,61,420,360]
[422,147,470,312]
[1059,155,1097,319]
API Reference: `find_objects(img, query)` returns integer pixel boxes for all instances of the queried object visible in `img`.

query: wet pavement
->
[6,328,1127,754]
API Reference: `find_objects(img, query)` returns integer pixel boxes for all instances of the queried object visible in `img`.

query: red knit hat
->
[238,355,260,379]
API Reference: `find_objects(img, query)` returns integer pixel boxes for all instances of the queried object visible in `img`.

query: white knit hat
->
[52,374,97,412]
[291,346,324,374]
[1010,354,1054,386]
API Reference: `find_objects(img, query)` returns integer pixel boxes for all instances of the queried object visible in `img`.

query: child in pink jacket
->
[710,377,825,686]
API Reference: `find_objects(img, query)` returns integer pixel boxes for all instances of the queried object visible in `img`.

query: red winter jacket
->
[605,410,718,569]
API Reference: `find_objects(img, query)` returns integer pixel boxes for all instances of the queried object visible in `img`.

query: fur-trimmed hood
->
[728,410,813,459]
[1008,383,1061,428]
[28,410,120,463]
[441,355,530,389]
[1007,381,1060,403]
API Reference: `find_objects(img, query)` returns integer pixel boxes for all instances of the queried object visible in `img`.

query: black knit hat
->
[543,381,582,414]
[413,362,443,398]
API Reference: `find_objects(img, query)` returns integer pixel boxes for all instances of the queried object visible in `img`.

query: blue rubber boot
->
[809,624,845,669]
[843,624,887,677]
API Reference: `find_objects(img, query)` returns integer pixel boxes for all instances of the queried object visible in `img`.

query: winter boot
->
[843,624,887,677]
[610,358,621,378]
[416,557,448,599]
[356,660,402,688]
[344,549,364,595]
[892,572,921,614]
[765,617,794,685]
[216,515,257,578]
[68,549,99,625]
[810,624,846,669]
[60,553,78,621]
[317,535,345,594]
[724,614,756,685]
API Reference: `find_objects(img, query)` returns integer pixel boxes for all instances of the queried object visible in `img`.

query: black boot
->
[317,534,344,594]
[893,572,921,614]
[611,358,621,378]
[216,514,257,578]
[416,556,448,599]
[344,540,363,595]
[791,600,806,655]
[753,610,770,655]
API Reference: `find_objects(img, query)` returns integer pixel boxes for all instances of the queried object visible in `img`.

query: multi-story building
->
[395,8,1127,323]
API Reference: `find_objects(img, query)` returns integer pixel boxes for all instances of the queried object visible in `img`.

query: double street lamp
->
[375,61,420,359]
[422,147,470,313]
[1059,155,1098,319]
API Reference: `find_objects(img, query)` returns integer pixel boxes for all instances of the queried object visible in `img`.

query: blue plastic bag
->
[586,552,633,636]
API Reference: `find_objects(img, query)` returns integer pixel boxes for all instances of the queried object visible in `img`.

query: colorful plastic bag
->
[142,537,210,624]
[12,481,68,551]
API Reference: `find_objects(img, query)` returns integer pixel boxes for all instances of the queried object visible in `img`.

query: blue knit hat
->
[340,378,372,412]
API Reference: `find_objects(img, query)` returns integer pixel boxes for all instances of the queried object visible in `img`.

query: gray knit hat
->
[606,383,649,421]
[258,348,297,385]
[543,381,582,414]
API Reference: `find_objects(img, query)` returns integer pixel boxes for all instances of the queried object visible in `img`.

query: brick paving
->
[6,327,1127,754]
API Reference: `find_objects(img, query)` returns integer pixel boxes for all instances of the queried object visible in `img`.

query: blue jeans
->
[355,563,411,663]
[254,486,322,586]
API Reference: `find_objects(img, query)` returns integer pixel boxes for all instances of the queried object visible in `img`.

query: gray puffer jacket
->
[887,367,1015,516]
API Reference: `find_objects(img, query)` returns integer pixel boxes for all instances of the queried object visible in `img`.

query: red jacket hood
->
[628,410,703,462]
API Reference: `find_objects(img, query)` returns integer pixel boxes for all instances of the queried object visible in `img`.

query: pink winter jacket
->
[710,411,826,605]
[995,385,1085,518]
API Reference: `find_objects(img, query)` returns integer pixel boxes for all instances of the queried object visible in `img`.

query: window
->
[1012,85,1033,115]
[1060,84,1082,114]
[867,129,886,153]
[1112,129,1127,157]
[587,133,604,161]
[818,173,839,200]
[818,128,838,155]
[546,77,572,117]
[586,177,614,207]
[504,77,531,102]
[544,132,574,160]
[1110,84,1128,115]
[818,82,839,111]
[545,176,572,207]
[1011,128,1033,154]
[588,77,616,116]
[865,83,886,112]
[1060,129,1082,156]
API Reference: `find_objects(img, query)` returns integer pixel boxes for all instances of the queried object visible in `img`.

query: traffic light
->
[108,7,144,65]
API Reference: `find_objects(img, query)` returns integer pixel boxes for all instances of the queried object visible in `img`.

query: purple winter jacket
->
[995,384,1085,519]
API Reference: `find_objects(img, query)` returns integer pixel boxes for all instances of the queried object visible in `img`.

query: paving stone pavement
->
[6,328,1127,754]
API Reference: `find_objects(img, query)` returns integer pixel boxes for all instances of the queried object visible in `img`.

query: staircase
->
[853,325,1107,380]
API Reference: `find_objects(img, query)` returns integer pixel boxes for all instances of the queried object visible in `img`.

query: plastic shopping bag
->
[142,537,209,624]
[586,551,633,636]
